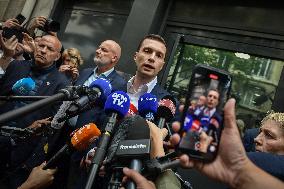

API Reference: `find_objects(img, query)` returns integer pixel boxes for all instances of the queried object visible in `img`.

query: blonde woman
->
[59,47,83,83]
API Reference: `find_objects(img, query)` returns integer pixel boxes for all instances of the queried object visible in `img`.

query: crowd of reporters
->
[0,14,284,189]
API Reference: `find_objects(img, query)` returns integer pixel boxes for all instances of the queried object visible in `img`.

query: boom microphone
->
[12,77,35,95]
[43,123,101,169]
[138,93,158,122]
[157,98,176,129]
[85,91,130,189]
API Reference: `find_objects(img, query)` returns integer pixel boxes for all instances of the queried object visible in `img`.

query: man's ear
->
[111,55,118,63]
[134,52,137,61]
[54,52,61,61]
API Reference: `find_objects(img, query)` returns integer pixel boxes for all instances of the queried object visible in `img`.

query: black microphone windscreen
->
[126,115,150,140]
[105,115,150,163]
[161,95,176,106]
[106,115,136,163]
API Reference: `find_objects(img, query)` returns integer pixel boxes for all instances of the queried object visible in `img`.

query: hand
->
[27,16,47,34]
[18,162,57,189]
[28,118,51,135]
[18,33,36,54]
[70,67,79,80]
[80,148,95,169]
[80,148,107,177]
[58,64,71,73]
[121,167,156,189]
[3,18,21,29]
[146,121,168,158]
[199,131,213,153]
[59,65,79,80]
[171,99,250,187]
[0,33,18,58]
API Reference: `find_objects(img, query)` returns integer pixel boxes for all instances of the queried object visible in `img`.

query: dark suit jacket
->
[74,68,127,129]
[151,84,171,101]
[248,152,284,181]
[243,128,258,152]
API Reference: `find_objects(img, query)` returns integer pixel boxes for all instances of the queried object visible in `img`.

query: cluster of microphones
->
[0,77,183,189]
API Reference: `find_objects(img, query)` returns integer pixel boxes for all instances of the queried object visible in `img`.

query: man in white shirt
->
[127,34,173,108]
[203,89,220,119]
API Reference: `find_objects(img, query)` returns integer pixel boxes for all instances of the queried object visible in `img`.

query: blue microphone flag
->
[89,78,112,101]
[12,77,35,95]
[138,93,158,119]
[104,91,130,118]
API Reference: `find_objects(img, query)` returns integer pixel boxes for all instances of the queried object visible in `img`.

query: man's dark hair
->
[206,88,220,99]
[137,34,167,51]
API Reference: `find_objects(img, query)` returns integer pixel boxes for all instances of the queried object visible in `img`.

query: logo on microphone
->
[145,112,155,121]
[140,97,157,102]
[119,144,147,150]
[112,92,128,107]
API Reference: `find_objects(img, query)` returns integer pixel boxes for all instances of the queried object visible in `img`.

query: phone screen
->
[178,64,232,161]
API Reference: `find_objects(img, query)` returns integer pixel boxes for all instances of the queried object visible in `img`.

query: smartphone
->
[178,64,232,162]
[15,14,26,25]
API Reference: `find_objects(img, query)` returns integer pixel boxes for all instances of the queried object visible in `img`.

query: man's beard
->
[94,58,111,68]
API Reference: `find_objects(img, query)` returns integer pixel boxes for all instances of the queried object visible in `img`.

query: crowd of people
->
[0,14,284,189]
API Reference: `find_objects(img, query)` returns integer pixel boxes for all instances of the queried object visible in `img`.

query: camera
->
[2,27,26,43]
[39,19,60,33]
[1,14,27,42]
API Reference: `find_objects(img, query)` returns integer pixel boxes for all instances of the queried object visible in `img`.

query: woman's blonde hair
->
[62,48,84,67]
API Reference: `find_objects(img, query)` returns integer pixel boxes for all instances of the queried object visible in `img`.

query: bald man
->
[0,34,68,126]
[65,40,127,188]
[73,40,127,128]
[0,34,70,188]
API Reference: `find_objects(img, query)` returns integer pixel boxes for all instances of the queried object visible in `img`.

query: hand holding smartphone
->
[177,64,232,162]
[2,14,26,42]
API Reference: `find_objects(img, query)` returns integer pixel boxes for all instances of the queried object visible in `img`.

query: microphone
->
[115,115,150,189]
[43,123,101,169]
[12,77,35,95]
[0,85,84,125]
[66,78,112,116]
[105,115,140,164]
[85,91,130,189]
[138,93,158,122]
[156,98,176,129]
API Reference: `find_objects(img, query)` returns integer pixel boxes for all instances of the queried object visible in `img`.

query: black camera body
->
[39,19,60,33]
[2,27,26,43]
[1,14,26,42]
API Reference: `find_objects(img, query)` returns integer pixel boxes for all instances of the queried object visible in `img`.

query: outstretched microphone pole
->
[0,96,50,101]
[0,86,82,125]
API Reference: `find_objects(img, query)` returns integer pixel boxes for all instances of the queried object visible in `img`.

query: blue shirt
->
[83,67,114,87]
